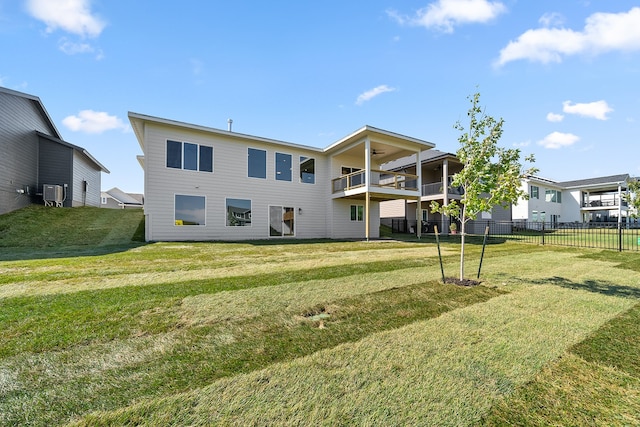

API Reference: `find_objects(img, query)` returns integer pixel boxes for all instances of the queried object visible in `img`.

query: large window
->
[269,206,295,237]
[248,148,267,179]
[226,198,252,226]
[167,140,213,172]
[275,152,292,181]
[545,189,562,203]
[300,156,315,184]
[175,195,206,226]
[350,204,364,222]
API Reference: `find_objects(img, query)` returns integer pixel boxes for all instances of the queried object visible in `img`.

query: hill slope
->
[0,205,144,249]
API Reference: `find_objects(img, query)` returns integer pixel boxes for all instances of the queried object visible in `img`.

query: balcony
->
[582,194,628,208]
[421,181,464,197]
[332,170,418,195]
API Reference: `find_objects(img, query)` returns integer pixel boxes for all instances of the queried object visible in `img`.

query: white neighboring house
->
[128,112,435,242]
[513,174,632,226]
[101,187,144,209]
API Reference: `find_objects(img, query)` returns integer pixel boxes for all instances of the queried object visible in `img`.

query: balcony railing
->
[332,170,418,193]
[582,195,628,208]
[421,182,464,197]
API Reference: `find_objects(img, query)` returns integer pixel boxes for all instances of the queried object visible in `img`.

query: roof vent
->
[227,118,233,132]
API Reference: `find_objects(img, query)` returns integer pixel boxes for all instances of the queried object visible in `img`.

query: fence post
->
[541,222,545,246]
[619,224,623,252]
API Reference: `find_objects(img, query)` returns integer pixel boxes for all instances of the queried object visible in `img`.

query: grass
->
[0,206,639,426]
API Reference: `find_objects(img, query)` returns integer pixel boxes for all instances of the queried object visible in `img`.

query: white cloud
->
[355,85,396,105]
[562,100,612,120]
[62,110,129,134]
[539,12,565,28]
[388,0,506,33]
[496,7,640,66]
[26,0,105,38]
[546,112,564,122]
[537,131,580,149]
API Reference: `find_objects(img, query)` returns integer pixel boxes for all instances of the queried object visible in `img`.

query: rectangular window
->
[300,156,315,184]
[350,204,364,222]
[175,195,206,226]
[269,206,295,237]
[248,148,267,179]
[532,210,538,222]
[166,140,213,172]
[545,189,561,203]
[199,145,213,172]
[275,152,292,181]
[167,140,182,169]
[343,167,364,187]
[183,142,198,171]
[530,185,539,199]
[226,198,252,226]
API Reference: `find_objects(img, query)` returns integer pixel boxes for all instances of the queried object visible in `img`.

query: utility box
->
[43,184,63,207]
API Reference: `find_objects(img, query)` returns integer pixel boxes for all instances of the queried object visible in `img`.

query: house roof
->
[557,174,629,189]
[128,112,325,155]
[128,112,435,164]
[36,131,110,173]
[104,187,143,205]
[0,86,62,139]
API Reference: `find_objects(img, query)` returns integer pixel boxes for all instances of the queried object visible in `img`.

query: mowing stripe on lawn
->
[70,284,635,427]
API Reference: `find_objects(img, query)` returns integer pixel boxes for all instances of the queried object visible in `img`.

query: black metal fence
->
[382,219,640,252]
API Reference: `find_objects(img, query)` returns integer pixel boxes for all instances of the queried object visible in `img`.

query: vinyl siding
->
[143,123,329,241]
[330,199,380,239]
[0,92,55,214]
[72,151,102,207]
[380,199,406,219]
[38,137,73,207]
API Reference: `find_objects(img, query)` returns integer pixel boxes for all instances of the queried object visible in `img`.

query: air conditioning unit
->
[43,184,63,207]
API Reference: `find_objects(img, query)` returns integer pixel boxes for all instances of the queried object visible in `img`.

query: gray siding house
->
[0,86,109,215]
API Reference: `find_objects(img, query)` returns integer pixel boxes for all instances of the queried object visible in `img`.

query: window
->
[175,195,206,226]
[269,206,295,237]
[300,156,315,184]
[166,140,213,172]
[343,167,363,186]
[350,204,364,222]
[275,152,292,181]
[101,196,107,205]
[248,148,267,179]
[183,143,198,171]
[530,185,539,199]
[545,189,561,203]
[226,198,252,226]
[199,146,213,172]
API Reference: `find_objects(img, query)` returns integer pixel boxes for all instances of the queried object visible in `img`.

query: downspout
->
[364,138,371,241]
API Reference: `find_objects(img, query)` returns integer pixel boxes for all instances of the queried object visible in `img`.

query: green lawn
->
[0,207,639,426]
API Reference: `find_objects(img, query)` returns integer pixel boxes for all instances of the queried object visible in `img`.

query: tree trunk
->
[459,206,467,280]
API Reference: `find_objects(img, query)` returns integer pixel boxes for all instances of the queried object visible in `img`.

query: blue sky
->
[2,0,639,194]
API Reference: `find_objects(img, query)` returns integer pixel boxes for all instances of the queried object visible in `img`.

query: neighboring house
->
[101,187,144,209]
[513,174,632,225]
[0,86,109,215]
[380,149,511,234]
[129,112,435,242]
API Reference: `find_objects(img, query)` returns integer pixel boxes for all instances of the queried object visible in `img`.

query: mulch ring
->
[444,277,482,287]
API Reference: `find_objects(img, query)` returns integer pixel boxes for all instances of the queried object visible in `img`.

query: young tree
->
[431,92,537,280]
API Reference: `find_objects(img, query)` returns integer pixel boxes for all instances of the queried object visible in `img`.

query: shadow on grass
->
[536,276,640,300]
[0,243,147,261]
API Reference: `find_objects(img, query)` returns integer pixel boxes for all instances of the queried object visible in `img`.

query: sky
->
[1,0,639,194]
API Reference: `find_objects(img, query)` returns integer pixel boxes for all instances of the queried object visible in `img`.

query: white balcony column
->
[618,184,622,227]
[442,158,450,233]
[416,149,422,239]
[364,138,371,241]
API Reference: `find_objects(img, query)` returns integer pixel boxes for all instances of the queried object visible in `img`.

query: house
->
[380,149,511,234]
[0,86,109,215]
[129,112,435,241]
[513,174,632,225]
[101,187,144,209]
